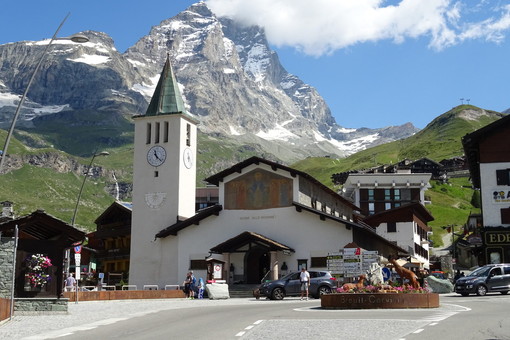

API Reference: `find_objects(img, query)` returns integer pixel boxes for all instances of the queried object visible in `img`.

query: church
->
[128,57,407,288]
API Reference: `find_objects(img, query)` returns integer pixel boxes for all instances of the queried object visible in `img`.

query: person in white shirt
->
[65,273,76,292]
[299,267,310,300]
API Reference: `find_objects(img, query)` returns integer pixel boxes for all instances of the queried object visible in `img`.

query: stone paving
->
[0,298,256,339]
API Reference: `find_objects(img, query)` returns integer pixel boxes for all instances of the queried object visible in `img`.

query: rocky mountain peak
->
[0,2,419,163]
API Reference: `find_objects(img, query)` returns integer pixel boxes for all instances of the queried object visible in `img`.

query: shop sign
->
[485,231,510,245]
[492,189,510,204]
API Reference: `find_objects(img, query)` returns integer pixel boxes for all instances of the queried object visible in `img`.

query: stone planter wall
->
[321,293,439,309]
[0,238,15,299]
[62,289,185,302]
[14,298,68,314]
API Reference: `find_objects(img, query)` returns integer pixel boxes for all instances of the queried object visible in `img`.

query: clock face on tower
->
[183,147,193,169]
[147,145,166,167]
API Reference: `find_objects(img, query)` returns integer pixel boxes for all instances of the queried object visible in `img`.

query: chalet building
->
[463,113,510,264]
[340,172,432,216]
[88,201,132,282]
[126,57,407,289]
[0,209,85,298]
[340,172,433,269]
[440,156,468,173]
[408,158,444,178]
[363,203,433,268]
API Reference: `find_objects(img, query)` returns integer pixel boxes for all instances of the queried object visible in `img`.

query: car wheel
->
[501,291,509,295]
[318,285,332,296]
[476,285,487,296]
[271,287,285,300]
[461,293,469,297]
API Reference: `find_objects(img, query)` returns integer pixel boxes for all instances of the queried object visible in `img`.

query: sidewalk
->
[0,298,257,340]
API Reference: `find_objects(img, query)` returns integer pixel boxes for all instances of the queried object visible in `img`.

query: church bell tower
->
[129,56,198,287]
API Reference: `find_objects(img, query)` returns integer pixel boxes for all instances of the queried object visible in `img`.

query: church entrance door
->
[245,248,270,284]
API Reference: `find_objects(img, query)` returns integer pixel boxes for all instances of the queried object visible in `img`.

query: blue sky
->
[1,0,510,129]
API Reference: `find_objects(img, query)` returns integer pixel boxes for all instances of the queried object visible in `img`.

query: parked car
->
[454,263,510,296]
[257,270,337,300]
[430,271,446,280]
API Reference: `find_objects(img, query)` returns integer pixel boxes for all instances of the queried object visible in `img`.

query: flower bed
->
[24,254,52,290]
[321,283,439,309]
[321,292,439,309]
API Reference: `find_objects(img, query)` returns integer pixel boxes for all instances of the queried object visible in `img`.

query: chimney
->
[0,201,14,220]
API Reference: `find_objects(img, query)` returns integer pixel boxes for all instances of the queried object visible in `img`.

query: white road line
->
[236,331,246,337]
[245,325,254,330]
[413,329,424,334]
[254,320,264,324]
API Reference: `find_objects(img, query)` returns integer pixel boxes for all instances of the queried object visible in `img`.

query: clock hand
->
[154,150,160,160]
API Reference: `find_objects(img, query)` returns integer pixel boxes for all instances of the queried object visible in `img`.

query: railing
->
[260,261,278,283]
[164,285,180,290]
[122,285,137,290]
[143,284,159,290]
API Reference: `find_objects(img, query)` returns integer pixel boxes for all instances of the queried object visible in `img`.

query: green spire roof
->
[145,56,188,116]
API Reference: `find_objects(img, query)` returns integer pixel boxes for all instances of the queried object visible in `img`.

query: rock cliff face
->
[0,2,418,163]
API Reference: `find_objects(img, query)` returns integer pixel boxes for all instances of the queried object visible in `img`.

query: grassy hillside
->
[292,105,501,247]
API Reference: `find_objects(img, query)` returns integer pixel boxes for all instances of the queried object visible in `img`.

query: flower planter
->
[321,293,439,309]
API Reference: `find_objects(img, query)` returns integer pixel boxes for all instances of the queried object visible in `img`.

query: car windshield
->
[469,266,491,277]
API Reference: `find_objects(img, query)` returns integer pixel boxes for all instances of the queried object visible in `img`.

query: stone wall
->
[0,237,15,299]
[14,298,68,314]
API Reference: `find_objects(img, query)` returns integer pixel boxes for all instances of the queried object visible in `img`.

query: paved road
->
[1,293,509,339]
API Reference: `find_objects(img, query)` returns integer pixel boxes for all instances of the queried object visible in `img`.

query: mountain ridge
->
[0,2,418,164]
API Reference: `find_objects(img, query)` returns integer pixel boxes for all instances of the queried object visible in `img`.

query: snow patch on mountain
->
[0,91,19,107]
[67,55,111,65]
[256,124,298,141]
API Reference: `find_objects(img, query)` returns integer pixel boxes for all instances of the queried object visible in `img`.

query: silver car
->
[258,270,337,300]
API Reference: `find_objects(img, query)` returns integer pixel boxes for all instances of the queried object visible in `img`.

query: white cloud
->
[206,0,510,55]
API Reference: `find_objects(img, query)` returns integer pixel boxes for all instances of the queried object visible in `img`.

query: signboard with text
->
[327,248,379,279]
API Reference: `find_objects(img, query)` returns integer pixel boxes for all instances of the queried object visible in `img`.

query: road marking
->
[413,329,424,334]
[237,319,265,337]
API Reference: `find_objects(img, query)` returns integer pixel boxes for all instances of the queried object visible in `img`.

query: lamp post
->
[70,151,109,227]
[0,13,89,174]
[70,150,109,303]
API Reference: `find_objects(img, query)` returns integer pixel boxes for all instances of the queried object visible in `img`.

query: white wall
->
[480,162,510,226]
[168,206,354,284]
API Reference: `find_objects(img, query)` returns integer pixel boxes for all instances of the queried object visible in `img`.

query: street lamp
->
[69,150,108,303]
[71,151,110,227]
[0,13,89,174]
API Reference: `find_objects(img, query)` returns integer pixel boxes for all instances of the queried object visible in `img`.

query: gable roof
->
[156,204,223,238]
[462,113,510,187]
[0,209,85,244]
[94,201,132,224]
[363,202,434,227]
[204,156,358,210]
[293,202,408,254]
[210,231,294,253]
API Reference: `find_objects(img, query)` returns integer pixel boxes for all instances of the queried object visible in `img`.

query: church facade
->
[129,57,406,288]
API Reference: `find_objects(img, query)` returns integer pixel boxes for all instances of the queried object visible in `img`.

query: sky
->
[1,0,510,129]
